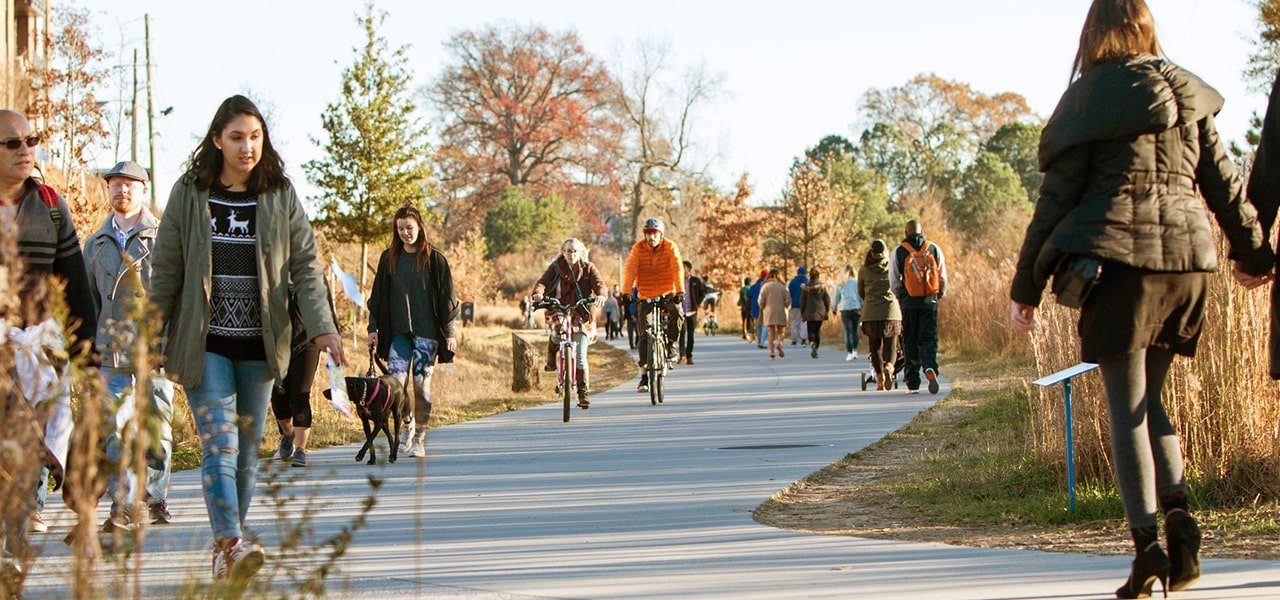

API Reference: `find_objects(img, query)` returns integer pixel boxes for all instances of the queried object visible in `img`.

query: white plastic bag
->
[325,351,354,417]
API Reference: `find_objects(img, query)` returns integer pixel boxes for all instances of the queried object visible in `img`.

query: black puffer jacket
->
[1010,54,1273,307]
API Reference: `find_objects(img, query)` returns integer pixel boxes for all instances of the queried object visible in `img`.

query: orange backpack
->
[900,241,940,297]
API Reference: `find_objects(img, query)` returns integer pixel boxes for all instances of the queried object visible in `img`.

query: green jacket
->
[858,258,901,323]
[149,173,337,388]
[1011,54,1272,306]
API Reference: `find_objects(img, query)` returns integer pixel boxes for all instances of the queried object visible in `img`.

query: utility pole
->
[130,48,138,162]
[145,14,157,208]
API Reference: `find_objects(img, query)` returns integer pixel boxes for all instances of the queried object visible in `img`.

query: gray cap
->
[103,161,149,183]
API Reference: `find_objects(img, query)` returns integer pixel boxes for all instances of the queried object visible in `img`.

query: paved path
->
[23,334,1280,598]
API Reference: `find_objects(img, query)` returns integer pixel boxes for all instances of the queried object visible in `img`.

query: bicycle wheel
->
[655,370,665,403]
[561,347,572,422]
[649,328,662,406]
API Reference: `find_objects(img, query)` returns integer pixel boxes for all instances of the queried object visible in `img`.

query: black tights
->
[1098,347,1185,529]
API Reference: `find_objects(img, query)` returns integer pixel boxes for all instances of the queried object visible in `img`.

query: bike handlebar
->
[639,295,678,306]
[534,296,597,313]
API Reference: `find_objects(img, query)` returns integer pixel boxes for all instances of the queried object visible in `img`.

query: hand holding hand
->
[1010,301,1037,333]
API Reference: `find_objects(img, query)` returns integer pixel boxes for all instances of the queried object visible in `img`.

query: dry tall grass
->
[943,216,1280,506]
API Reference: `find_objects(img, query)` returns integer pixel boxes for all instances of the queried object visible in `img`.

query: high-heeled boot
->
[1164,509,1201,592]
[1116,527,1169,599]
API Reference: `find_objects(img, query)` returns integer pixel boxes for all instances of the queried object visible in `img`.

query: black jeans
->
[806,321,823,349]
[901,301,939,390]
[679,314,697,358]
[636,300,680,367]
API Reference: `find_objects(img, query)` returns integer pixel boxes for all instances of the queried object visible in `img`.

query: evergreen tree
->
[305,3,432,288]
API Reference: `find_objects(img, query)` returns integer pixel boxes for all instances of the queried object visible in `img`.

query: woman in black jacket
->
[1009,1,1273,597]
[368,205,460,459]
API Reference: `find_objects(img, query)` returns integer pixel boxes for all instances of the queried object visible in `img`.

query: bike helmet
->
[642,217,665,233]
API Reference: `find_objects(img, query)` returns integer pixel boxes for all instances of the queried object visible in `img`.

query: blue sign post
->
[1032,362,1099,514]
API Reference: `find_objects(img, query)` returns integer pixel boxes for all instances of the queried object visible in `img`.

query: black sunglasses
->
[1,136,40,150]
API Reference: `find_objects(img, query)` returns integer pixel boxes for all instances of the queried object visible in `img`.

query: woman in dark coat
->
[859,240,901,390]
[799,268,831,358]
[1009,1,1273,597]
[530,238,607,408]
[368,205,460,459]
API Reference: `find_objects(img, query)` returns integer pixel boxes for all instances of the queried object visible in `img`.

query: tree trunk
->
[511,333,541,392]
[359,242,369,290]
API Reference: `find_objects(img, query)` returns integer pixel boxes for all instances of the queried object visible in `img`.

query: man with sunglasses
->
[0,109,97,573]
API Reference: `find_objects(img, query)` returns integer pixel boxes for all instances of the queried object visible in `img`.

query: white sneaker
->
[845,352,854,362]
[398,421,415,453]
[852,351,859,360]
[407,437,426,458]
[212,537,264,582]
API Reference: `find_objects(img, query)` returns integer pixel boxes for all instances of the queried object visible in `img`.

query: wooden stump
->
[512,333,540,392]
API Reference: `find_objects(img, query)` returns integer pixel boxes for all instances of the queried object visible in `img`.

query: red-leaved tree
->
[427,23,621,238]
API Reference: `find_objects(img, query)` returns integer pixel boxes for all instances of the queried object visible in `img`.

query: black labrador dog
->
[324,357,410,465]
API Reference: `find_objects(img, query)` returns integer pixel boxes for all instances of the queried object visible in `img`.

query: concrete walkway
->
[23,334,1280,598]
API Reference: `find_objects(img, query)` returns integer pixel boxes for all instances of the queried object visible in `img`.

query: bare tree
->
[612,38,722,241]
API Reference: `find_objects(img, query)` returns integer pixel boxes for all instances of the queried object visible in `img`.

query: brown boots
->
[576,377,589,409]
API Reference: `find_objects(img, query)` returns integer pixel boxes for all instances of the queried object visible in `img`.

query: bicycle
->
[535,295,596,422]
[702,310,718,336]
[640,295,677,406]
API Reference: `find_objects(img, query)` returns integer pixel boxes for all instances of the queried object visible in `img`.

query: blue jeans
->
[185,353,272,539]
[102,367,175,515]
[388,334,438,422]
[840,310,862,353]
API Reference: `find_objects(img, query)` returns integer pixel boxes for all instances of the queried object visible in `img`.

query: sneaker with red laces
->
[149,500,172,524]
[212,537,265,584]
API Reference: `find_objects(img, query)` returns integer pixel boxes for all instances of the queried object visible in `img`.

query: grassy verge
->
[167,326,636,472]
[754,355,1280,559]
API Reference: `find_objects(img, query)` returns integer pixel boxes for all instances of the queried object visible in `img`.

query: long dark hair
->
[389,205,431,274]
[1072,0,1162,80]
[187,95,288,193]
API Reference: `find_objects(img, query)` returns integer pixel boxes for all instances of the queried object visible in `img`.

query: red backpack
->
[37,183,63,230]
[900,242,940,297]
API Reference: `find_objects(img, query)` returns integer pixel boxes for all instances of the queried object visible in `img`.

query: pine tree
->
[305,3,432,288]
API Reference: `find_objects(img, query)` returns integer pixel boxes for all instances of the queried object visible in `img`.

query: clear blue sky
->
[72,0,1264,209]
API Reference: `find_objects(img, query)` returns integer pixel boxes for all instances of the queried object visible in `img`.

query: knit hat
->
[796,266,807,275]
[870,239,887,254]
[759,269,768,278]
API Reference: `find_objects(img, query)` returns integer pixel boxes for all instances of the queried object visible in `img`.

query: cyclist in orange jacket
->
[622,217,685,393]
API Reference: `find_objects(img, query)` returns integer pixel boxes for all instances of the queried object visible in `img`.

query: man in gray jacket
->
[83,160,175,527]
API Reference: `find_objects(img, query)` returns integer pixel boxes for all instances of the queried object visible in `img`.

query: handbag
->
[1051,255,1103,309]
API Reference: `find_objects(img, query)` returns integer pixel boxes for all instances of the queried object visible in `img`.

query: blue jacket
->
[747,277,764,317]
[833,277,862,311]
[787,274,808,306]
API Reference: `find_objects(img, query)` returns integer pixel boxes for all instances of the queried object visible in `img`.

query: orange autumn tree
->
[696,173,768,293]
[427,23,621,239]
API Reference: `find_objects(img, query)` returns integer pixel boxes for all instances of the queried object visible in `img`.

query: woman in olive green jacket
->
[858,239,901,390]
[150,95,343,586]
